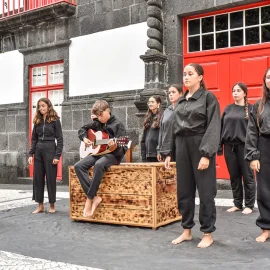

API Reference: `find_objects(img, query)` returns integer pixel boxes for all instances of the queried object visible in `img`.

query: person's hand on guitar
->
[83,137,93,148]
[107,139,116,147]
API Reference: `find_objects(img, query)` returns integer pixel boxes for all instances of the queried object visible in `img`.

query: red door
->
[184,54,230,179]
[230,48,270,104]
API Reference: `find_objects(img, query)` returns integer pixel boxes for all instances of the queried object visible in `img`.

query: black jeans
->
[175,135,217,233]
[74,154,119,199]
[224,144,255,209]
[33,141,57,203]
[256,136,270,230]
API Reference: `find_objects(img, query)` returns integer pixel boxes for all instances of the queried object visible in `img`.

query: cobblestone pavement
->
[0,251,101,270]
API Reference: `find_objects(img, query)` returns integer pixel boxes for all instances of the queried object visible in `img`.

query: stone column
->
[135,0,167,114]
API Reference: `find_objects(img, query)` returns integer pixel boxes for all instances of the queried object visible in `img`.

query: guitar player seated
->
[74,100,127,217]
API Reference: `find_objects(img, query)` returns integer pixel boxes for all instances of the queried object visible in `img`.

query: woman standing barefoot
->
[218,83,255,214]
[245,67,270,242]
[28,98,63,214]
[165,63,220,248]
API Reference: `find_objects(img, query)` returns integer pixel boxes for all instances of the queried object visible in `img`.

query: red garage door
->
[183,1,270,179]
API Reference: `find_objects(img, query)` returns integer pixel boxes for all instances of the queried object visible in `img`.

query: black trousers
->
[74,153,119,200]
[256,136,270,230]
[224,144,255,209]
[146,157,158,162]
[175,135,217,233]
[33,141,57,203]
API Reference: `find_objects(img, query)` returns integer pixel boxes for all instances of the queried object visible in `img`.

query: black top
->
[172,87,221,158]
[245,98,270,161]
[29,118,63,159]
[141,114,160,161]
[78,115,127,161]
[218,103,252,154]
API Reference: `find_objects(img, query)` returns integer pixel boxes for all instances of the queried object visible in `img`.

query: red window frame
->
[29,60,64,180]
[183,0,270,58]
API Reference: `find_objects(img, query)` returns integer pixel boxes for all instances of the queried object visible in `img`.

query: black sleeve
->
[29,125,38,157]
[114,122,126,138]
[141,128,147,162]
[78,120,100,141]
[199,92,221,158]
[245,104,260,161]
[54,119,63,160]
[158,120,174,157]
[217,109,226,156]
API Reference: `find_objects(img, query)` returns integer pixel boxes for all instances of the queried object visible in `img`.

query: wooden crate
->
[69,162,181,229]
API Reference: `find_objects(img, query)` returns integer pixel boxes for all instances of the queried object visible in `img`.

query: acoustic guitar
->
[79,129,129,159]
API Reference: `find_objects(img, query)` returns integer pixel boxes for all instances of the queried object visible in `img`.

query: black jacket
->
[29,118,63,159]
[157,105,174,158]
[218,103,252,155]
[141,116,160,161]
[78,115,127,161]
[245,98,270,161]
[171,87,221,158]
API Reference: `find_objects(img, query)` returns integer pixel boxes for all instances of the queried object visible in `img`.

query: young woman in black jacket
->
[141,95,162,162]
[245,67,270,242]
[164,63,220,248]
[28,98,63,214]
[218,83,255,215]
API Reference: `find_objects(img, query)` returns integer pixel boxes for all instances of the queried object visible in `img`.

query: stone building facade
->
[0,0,267,184]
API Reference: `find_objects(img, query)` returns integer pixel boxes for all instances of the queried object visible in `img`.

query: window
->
[187,5,270,52]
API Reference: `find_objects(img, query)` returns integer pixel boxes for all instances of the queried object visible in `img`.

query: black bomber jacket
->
[171,87,221,158]
[245,98,270,161]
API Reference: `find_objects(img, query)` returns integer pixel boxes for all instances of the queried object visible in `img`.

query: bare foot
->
[227,206,241,212]
[242,207,253,214]
[256,230,269,242]
[48,203,56,213]
[32,203,44,214]
[83,198,92,217]
[90,196,102,216]
[172,229,192,245]
[197,233,213,248]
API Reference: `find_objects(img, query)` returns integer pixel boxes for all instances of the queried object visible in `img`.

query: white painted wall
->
[69,22,148,96]
[0,51,24,105]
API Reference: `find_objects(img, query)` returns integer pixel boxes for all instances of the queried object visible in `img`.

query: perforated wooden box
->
[69,163,181,229]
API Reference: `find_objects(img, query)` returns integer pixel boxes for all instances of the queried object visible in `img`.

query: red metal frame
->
[0,0,76,20]
[29,60,64,180]
[183,0,270,57]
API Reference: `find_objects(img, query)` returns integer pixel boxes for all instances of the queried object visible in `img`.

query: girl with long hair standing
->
[141,95,162,162]
[165,63,220,248]
[157,84,183,161]
[245,67,270,242]
[28,98,63,214]
[218,83,255,214]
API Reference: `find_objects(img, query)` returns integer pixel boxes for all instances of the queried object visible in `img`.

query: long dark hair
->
[169,84,183,95]
[33,98,59,125]
[186,63,206,90]
[143,95,163,129]
[257,67,270,130]
[232,82,249,120]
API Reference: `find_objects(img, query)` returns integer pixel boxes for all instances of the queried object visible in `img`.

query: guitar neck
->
[95,139,111,145]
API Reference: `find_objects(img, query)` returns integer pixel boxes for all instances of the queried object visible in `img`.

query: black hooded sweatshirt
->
[78,115,127,161]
